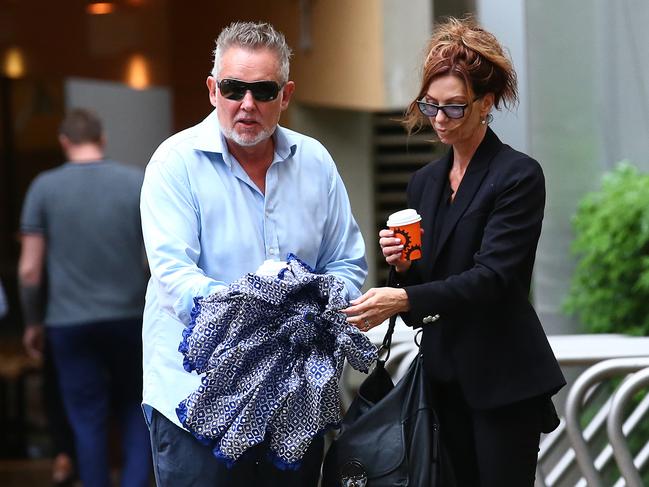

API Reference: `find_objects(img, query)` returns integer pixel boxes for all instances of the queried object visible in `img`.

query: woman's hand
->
[379,228,422,273]
[342,287,410,332]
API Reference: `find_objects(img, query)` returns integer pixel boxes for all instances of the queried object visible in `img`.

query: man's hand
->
[23,324,44,361]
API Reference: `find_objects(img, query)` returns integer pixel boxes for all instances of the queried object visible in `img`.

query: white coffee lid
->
[387,209,422,227]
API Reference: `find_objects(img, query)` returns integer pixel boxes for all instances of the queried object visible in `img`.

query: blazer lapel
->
[416,152,451,276]
[433,129,502,263]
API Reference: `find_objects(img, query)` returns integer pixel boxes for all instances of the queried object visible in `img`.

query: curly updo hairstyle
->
[404,16,518,134]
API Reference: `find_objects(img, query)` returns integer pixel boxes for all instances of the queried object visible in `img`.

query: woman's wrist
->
[394,260,412,274]
[397,288,411,312]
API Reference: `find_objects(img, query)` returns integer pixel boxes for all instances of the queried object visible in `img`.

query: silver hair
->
[211,22,292,83]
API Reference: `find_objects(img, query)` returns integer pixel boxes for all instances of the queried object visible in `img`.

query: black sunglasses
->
[217,78,283,102]
[417,96,480,119]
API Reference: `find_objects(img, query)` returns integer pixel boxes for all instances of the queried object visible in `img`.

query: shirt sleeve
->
[0,281,7,319]
[20,176,47,235]
[316,158,368,300]
[140,150,227,325]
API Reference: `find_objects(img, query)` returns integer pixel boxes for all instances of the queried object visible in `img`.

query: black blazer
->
[400,128,565,410]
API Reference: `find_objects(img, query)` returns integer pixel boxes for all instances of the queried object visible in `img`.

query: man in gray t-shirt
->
[18,108,151,487]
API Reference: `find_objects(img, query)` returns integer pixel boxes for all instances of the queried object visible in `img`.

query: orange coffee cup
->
[387,209,422,261]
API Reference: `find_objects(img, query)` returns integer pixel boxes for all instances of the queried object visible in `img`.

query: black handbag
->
[322,311,451,487]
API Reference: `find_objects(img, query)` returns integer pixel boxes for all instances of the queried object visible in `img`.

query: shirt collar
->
[193,109,297,166]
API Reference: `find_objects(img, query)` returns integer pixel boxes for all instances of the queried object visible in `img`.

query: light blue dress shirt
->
[140,110,367,427]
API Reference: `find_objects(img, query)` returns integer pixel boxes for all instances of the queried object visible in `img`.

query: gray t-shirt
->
[21,160,148,326]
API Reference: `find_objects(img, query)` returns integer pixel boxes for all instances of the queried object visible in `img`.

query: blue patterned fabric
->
[176,255,377,468]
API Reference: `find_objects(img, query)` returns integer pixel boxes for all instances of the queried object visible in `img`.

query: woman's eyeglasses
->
[217,78,283,102]
[416,96,481,119]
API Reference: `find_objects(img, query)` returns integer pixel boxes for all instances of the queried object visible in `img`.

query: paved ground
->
[0,458,73,487]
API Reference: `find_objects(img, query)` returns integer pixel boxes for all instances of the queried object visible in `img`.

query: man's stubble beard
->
[223,125,275,147]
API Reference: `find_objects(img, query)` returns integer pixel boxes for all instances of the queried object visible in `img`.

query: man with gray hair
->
[140,21,367,486]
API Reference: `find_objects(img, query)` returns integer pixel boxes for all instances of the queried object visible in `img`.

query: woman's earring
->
[481,119,486,125]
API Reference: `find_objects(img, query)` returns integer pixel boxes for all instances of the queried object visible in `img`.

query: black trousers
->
[150,409,324,487]
[432,382,543,487]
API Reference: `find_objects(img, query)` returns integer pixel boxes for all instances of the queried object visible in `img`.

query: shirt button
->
[269,248,277,255]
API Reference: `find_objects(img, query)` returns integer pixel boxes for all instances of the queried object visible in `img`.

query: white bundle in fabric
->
[176,254,377,469]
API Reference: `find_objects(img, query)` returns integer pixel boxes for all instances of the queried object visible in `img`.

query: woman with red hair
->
[344,17,566,486]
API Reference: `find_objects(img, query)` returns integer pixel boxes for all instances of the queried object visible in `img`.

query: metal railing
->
[556,357,649,487]
[344,321,649,487]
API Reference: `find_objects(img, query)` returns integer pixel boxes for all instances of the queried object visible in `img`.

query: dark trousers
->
[149,409,324,487]
[48,318,152,487]
[433,382,543,487]
[43,334,75,459]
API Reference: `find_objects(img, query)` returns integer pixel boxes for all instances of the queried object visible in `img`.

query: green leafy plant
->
[565,162,649,484]
[564,162,649,335]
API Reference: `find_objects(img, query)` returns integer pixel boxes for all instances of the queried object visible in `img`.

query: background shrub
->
[564,162,649,335]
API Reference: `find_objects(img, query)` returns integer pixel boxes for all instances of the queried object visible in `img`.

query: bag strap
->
[379,314,398,361]
[378,267,399,361]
